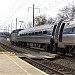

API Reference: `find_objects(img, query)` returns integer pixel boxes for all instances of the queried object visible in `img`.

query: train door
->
[59,23,65,42]
[54,19,64,43]
[50,20,64,53]
[58,22,66,48]
[52,25,57,37]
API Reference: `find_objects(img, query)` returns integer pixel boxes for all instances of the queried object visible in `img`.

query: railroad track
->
[0,42,23,53]
[20,57,75,75]
[0,41,75,75]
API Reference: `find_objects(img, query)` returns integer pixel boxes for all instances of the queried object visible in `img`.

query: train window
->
[2,33,3,35]
[26,33,28,36]
[39,31,42,35]
[66,23,69,26]
[72,27,75,32]
[21,34,23,36]
[24,34,26,36]
[20,34,21,36]
[23,34,25,36]
[22,34,23,36]
[47,31,52,35]
[27,33,29,35]
[29,33,31,35]
[32,32,34,35]
[35,32,38,35]
[43,31,47,34]
[4,33,5,35]
[20,34,22,36]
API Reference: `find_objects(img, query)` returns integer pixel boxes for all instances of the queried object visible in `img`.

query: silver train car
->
[10,29,23,44]
[53,20,75,56]
[0,32,9,38]
[10,20,75,57]
[17,24,54,51]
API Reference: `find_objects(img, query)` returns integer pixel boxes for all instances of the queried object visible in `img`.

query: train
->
[0,32,9,38]
[10,19,75,57]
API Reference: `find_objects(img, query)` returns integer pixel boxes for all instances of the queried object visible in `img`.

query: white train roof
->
[19,24,54,34]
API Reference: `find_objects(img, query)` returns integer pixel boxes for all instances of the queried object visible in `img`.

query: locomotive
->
[10,19,75,57]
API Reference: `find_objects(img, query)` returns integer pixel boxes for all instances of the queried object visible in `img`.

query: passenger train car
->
[53,20,75,56]
[10,19,75,57]
[17,24,54,52]
[0,32,9,38]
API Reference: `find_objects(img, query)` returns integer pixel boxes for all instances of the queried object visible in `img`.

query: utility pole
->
[5,26,7,32]
[11,23,12,32]
[16,18,17,30]
[8,25,10,33]
[33,4,34,27]
[28,4,40,27]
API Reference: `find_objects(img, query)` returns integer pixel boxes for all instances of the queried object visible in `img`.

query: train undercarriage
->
[10,40,75,58]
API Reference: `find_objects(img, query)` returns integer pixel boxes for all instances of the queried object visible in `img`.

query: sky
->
[0,0,75,32]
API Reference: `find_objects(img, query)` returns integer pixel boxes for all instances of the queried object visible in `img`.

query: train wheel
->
[62,50,66,55]
[72,53,75,58]
[52,43,58,53]
[50,38,56,53]
[71,47,75,58]
[43,44,50,52]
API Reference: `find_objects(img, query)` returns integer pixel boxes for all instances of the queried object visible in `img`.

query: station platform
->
[0,52,48,75]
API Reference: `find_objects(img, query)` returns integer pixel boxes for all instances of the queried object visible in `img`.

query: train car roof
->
[11,29,24,33]
[19,24,54,34]
[0,32,9,34]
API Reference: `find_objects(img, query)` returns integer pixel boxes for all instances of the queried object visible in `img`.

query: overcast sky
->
[0,0,75,32]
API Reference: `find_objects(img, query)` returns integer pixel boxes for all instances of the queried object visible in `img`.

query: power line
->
[41,0,65,11]
[22,0,58,25]
[3,0,28,26]
[37,0,68,18]
[28,4,40,27]
[5,0,18,21]
[24,0,68,25]
[2,0,71,30]
[36,0,49,8]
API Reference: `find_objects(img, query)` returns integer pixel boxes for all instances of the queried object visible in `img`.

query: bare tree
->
[47,17,55,24]
[27,21,32,28]
[56,3,75,22]
[34,14,47,26]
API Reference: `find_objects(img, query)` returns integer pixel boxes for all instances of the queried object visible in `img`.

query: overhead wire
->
[5,0,18,21]
[34,0,63,16]
[2,0,72,29]
[36,0,49,8]
[34,0,68,18]
[3,0,28,26]
[3,0,57,26]
[20,0,70,22]
[21,0,48,21]
[22,0,59,25]
[41,0,65,11]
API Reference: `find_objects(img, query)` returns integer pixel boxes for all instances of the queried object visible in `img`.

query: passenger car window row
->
[20,30,48,36]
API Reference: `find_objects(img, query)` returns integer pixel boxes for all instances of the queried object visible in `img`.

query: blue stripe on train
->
[63,28,75,34]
